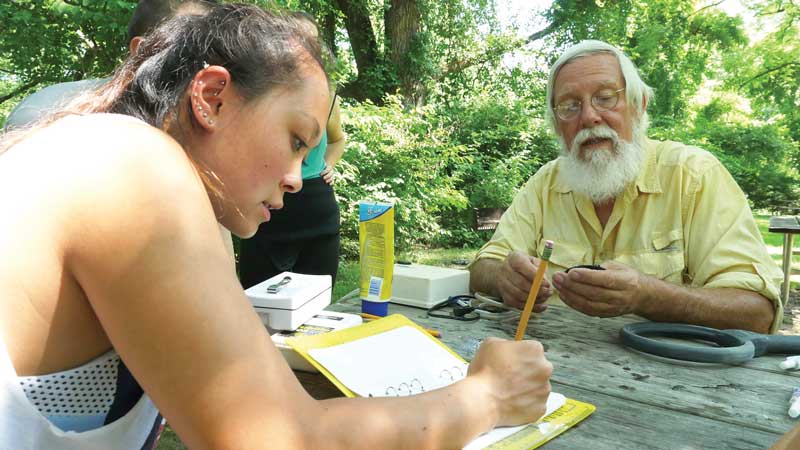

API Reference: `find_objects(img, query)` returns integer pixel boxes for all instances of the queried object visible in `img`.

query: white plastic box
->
[391,263,470,309]
[245,272,332,331]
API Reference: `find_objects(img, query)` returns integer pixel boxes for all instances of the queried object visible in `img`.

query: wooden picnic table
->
[295,300,799,449]
[769,216,800,305]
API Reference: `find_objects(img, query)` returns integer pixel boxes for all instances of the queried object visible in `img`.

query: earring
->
[208,119,214,125]
[196,105,203,111]
[202,112,208,118]
[213,90,220,96]
[219,80,226,86]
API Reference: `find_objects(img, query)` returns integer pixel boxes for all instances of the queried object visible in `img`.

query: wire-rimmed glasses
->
[554,87,625,121]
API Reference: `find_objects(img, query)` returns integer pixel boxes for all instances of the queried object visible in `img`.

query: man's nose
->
[579,102,603,128]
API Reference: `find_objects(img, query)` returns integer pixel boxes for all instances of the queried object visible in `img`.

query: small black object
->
[427,295,479,322]
[396,260,412,265]
[620,322,800,364]
[565,264,606,273]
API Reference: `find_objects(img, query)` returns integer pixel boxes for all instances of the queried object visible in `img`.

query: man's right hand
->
[498,251,553,311]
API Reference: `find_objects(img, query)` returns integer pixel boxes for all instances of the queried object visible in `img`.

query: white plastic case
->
[245,272,332,331]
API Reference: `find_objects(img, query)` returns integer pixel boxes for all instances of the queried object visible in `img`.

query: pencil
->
[514,240,554,341]
[360,313,442,338]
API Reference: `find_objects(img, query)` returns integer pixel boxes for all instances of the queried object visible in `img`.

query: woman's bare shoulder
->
[6,114,215,254]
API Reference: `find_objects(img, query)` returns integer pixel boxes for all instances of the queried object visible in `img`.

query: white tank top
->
[0,333,161,450]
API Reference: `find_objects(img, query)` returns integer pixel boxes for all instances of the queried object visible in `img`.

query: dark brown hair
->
[127,0,221,41]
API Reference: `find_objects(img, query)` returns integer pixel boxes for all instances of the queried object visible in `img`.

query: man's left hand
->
[552,261,652,317]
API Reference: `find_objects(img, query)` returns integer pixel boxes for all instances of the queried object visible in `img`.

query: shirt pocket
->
[621,229,685,283]
[541,240,588,272]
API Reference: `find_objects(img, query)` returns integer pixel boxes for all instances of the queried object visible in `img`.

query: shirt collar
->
[552,138,661,195]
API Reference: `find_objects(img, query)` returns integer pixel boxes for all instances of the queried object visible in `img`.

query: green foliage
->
[723,1,799,141]
[699,123,800,211]
[335,95,470,256]
[445,97,558,208]
[0,1,132,104]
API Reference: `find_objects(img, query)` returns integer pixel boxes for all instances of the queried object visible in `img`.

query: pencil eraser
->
[544,240,554,249]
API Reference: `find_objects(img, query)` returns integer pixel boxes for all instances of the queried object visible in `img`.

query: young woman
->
[0,4,552,449]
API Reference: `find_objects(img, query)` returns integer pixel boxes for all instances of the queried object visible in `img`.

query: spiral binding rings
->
[369,364,468,397]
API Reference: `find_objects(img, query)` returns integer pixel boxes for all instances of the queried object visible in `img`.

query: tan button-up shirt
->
[473,139,783,332]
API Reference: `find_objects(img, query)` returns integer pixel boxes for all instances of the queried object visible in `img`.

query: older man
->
[469,40,783,333]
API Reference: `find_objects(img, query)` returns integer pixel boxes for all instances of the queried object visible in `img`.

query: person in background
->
[239,11,345,289]
[0,5,552,449]
[469,40,782,334]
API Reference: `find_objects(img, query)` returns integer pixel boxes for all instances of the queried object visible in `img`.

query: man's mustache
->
[570,126,620,154]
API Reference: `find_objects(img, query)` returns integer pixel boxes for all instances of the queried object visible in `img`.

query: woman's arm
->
[64,117,551,450]
[321,97,345,184]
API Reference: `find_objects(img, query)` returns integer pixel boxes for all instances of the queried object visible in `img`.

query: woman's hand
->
[466,337,553,427]
[321,164,335,184]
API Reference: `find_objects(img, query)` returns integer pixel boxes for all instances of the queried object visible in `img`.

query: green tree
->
[0,0,132,110]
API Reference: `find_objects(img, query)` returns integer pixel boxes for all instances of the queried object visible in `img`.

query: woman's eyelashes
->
[292,135,307,152]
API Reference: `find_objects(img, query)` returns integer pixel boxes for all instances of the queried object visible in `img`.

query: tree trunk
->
[321,10,338,58]
[333,0,385,102]
[386,0,423,106]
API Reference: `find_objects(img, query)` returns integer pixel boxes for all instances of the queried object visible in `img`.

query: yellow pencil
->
[360,313,442,338]
[515,240,554,341]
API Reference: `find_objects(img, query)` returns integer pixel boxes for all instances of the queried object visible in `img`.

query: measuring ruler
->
[486,398,596,450]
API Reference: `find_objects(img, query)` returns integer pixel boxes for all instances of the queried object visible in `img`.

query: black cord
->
[427,295,480,322]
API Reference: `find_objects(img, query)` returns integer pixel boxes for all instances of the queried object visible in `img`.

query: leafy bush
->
[334,94,560,253]
[335,96,470,257]
[651,118,800,212]
[698,123,800,211]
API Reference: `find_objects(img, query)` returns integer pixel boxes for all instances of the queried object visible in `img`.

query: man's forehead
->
[554,54,623,93]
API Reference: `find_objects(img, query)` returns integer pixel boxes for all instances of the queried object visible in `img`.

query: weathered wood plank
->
[542,332,797,435]
[769,216,800,233]
[546,384,784,450]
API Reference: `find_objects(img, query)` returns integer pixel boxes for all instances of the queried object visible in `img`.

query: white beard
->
[557,121,647,204]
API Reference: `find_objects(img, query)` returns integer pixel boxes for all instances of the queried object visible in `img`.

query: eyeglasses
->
[554,87,625,121]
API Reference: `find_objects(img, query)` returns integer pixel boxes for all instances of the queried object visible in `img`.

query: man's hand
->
[497,251,553,311]
[552,260,652,317]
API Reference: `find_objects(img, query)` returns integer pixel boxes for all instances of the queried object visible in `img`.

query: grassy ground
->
[156,217,796,449]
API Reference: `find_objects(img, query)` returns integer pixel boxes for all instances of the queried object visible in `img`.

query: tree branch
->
[738,61,799,88]
[690,0,726,17]
[0,80,40,105]
[62,0,106,13]
[525,19,560,43]
[436,20,560,81]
